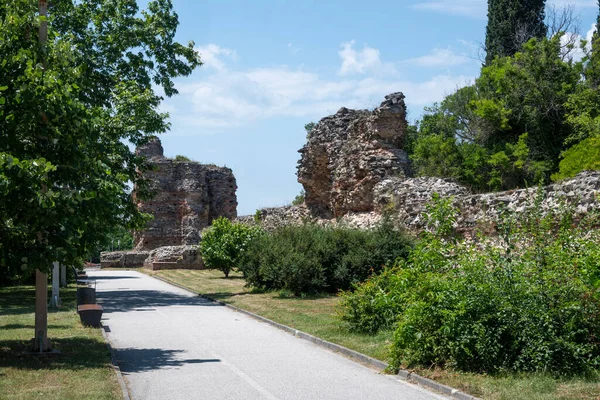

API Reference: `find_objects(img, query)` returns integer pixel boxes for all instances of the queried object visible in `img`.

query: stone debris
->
[239,171,600,235]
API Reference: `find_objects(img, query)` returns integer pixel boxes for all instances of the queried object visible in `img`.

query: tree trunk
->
[49,262,60,307]
[33,270,51,352]
[33,0,51,353]
[60,264,67,287]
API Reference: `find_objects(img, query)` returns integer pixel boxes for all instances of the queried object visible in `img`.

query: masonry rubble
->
[102,94,600,269]
[100,137,237,269]
[238,93,600,233]
[297,92,411,218]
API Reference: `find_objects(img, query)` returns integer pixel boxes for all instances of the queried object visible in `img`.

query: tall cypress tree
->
[485,0,547,65]
[589,1,600,87]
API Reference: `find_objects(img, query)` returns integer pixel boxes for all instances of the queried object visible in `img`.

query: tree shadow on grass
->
[0,337,112,371]
[0,324,72,330]
[273,292,332,301]
[0,286,79,316]
[202,292,249,301]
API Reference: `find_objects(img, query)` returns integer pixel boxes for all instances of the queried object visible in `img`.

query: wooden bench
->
[77,304,103,327]
[71,266,88,284]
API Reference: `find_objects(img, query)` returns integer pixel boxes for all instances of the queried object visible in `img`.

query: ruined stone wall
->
[237,172,600,235]
[297,93,411,218]
[375,171,600,232]
[133,138,237,250]
[101,137,237,270]
[290,92,600,233]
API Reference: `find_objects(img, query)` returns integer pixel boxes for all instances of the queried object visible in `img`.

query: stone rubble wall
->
[100,245,203,270]
[375,171,600,233]
[238,171,600,234]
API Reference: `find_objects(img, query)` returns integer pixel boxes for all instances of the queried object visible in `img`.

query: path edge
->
[101,325,131,400]
[150,273,479,400]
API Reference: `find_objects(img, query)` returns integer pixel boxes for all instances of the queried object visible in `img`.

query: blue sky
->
[156,0,598,215]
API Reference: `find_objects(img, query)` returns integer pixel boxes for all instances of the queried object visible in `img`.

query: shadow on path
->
[96,289,222,313]
[115,347,221,373]
[89,276,140,281]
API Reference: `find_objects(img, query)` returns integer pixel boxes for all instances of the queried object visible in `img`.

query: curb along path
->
[151,273,479,400]
[91,270,449,400]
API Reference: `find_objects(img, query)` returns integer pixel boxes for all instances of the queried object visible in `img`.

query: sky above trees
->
[154,0,598,215]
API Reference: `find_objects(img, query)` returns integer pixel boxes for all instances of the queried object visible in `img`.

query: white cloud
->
[339,41,387,75]
[561,23,596,61]
[164,42,474,129]
[407,48,471,67]
[196,44,237,71]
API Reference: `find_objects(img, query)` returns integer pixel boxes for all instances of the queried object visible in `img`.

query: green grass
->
[0,285,121,400]
[143,268,600,400]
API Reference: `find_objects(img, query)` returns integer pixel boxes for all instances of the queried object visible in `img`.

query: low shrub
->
[200,217,261,278]
[339,192,600,375]
[239,219,413,295]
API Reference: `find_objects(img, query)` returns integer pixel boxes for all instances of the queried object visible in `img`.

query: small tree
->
[200,217,260,278]
[292,190,305,206]
[304,122,316,136]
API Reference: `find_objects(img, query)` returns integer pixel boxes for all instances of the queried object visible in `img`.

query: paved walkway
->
[90,270,446,400]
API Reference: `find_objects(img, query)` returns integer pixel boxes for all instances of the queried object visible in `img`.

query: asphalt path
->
[90,270,446,400]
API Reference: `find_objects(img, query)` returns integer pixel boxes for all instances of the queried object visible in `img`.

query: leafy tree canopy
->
[0,0,201,276]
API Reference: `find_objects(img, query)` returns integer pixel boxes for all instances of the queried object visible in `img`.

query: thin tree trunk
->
[33,0,51,353]
[49,262,60,307]
[33,270,50,352]
[60,264,67,287]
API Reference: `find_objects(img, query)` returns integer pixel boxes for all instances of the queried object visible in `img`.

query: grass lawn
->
[143,268,600,400]
[0,285,121,400]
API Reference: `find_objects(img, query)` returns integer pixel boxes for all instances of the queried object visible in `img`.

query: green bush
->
[239,219,412,295]
[339,193,600,375]
[552,136,600,181]
[291,190,305,206]
[200,217,261,278]
[174,155,192,162]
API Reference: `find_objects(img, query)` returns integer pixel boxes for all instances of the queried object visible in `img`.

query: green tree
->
[485,0,547,65]
[291,190,305,206]
[174,155,192,162]
[304,122,316,134]
[475,36,579,179]
[200,217,260,278]
[0,0,200,350]
[552,136,600,180]
[588,1,600,87]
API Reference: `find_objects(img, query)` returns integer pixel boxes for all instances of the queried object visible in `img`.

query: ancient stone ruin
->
[101,137,237,269]
[133,138,237,250]
[238,92,600,233]
[298,93,411,218]
[101,92,600,269]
